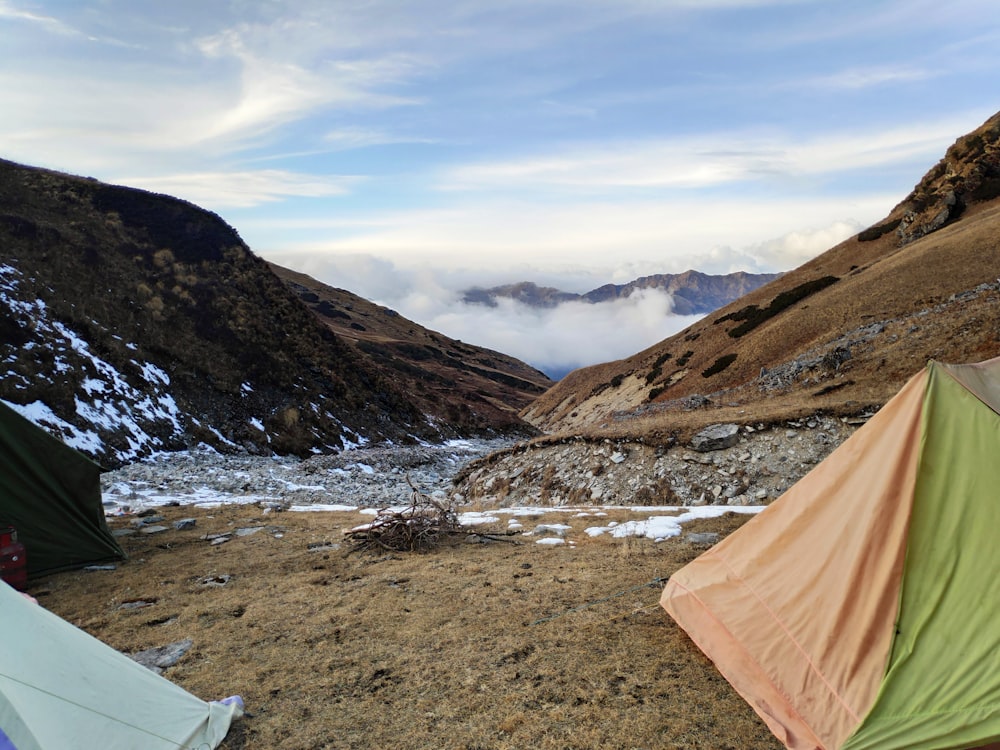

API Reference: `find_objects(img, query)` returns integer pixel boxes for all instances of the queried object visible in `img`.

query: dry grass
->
[28,504,777,750]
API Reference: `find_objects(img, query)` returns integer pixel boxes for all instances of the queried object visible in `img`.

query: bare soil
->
[27,503,779,750]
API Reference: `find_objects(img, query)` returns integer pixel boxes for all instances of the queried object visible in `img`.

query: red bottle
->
[0,526,27,590]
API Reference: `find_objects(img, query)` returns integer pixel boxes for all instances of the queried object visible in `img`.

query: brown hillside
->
[269,264,551,436]
[0,157,544,466]
[524,111,1000,441]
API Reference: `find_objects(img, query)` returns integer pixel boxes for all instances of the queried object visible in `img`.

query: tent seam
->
[666,575,824,748]
[711,550,862,726]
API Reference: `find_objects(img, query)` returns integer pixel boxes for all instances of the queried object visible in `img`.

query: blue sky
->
[2,0,998,375]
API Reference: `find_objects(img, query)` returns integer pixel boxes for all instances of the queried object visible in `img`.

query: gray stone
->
[129,639,194,674]
[173,518,197,530]
[307,542,340,553]
[690,424,740,452]
[686,532,720,545]
[139,525,169,535]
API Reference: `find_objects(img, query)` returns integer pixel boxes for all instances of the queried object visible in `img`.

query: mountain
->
[463,270,782,316]
[462,281,578,308]
[268,264,552,431]
[522,110,1000,440]
[0,158,546,468]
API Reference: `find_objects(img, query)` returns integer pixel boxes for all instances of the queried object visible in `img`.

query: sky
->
[2,0,999,376]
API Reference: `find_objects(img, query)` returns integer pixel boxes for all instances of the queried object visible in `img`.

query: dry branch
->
[345,475,460,553]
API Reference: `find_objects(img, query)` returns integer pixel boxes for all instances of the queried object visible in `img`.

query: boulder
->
[690,423,740,452]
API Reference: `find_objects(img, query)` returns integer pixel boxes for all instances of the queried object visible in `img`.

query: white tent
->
[0,581,242,750]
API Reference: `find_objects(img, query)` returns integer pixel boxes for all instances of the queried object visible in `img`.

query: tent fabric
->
[661,357,1000,750]
[0,400,124,575]
[0,580,241,749]
[843,364,1000,749]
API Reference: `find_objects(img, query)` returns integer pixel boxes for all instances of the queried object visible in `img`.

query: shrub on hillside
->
[702,353,737,378]
[857,218,902,242]
[724,276,840,338]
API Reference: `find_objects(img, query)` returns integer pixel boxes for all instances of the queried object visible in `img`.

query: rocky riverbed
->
[100,438,514,512]
[101,414,865,514]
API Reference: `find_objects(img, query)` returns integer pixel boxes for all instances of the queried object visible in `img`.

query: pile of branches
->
[345,476,460,553]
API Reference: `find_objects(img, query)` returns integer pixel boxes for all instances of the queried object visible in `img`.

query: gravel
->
[102,414,864,514]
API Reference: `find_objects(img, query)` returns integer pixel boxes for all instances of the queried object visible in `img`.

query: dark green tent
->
[0,401,125,575]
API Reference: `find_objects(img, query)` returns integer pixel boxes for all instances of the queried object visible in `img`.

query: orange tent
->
[661,358,1000,750]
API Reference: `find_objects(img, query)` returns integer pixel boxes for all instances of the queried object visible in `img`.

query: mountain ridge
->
[463,269,782,316]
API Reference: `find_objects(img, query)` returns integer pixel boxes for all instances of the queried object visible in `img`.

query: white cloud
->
[253,193,894,277]
[0,1,78,36]
[258,248,799,377]
[811,65,932,90]
[323,127,436,149]
[439,117,973,192]
[113,170,359,209]
[747,221,862,269]
[417,290,699,377]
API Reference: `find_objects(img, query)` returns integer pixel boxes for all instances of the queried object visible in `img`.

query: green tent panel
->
[662,357,1000,749]
[0,580,241,749]
[844,364,1000,748]
[0,400,124,575]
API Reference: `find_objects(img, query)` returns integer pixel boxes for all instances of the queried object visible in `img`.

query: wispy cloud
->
[115,170,359,209]
[811,65,933,90]
[439,117,974,193]
[252,195,893,274]
[0,0,78,36]
[323,127,437,149]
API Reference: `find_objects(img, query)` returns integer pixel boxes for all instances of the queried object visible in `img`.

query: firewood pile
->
[345,476,460,553]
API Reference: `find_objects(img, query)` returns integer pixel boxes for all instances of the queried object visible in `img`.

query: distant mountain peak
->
[463,270,782,317]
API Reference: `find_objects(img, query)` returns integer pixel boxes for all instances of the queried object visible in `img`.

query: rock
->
[690,424,740,452]
[609,451,626,464]
[307,542,340,553]
[129,639,194,674]
[129,514,167,530]
[532,524,571,537]
[139,525,169,535]
[235,526,264,537]
[173,518,197,531]
[686,532,720,545]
